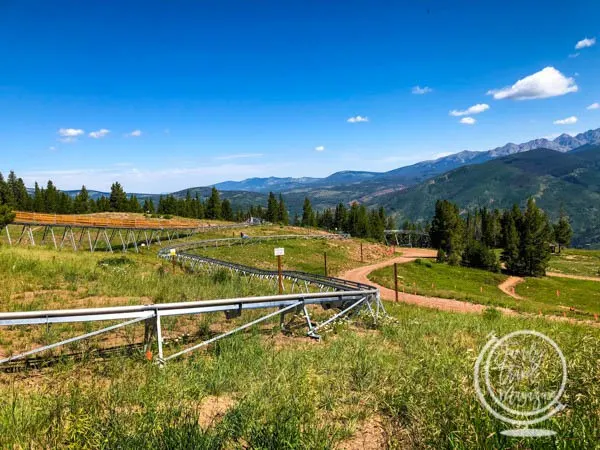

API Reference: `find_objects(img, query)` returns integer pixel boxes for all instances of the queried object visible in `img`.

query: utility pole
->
[360,242,364,263]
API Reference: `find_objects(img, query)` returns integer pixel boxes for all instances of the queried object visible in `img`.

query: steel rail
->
[0,233,383,367]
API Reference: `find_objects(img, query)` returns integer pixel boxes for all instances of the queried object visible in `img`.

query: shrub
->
[462,240,500,272]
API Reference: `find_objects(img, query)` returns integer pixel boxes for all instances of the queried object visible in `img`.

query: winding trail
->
[340,248,516,316]
[547,272,600,282]
[498,276,525,299]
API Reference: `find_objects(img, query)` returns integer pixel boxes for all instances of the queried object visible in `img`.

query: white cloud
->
[432,152,453,159]
[459,117,476,125]
[568,52,580,58]
[412,86,432,95]
[58,128,84,137]
[214,153,264,161]
[127,129,142,137]
[575,37,596,49]
[553,116,578,125]
[49,146,56,151]
[449,103,490,117]
[315,145,325,152]
[89,129,110,139]
[587,102,600,110]
[347,115,369,123]
[487,67,578,100]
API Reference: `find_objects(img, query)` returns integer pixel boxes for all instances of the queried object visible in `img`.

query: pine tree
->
[554,207,572,253]
[429,200,464,265]
[206,187,221,219]
[334,203,347,232]
[74,185,90,213]
[44,180,59,213]
[301,197,314,227]
[143,198,155,214]
[501,210,520,273]
[221,199,233,221]
[266,192,279,223]
[109,182,127,212]
[32,182,44,212]
[518,198,553,276]
[278,194,289,225]
[0,204,15,229]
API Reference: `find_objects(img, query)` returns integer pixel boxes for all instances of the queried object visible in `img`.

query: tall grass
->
[1,303,598,448]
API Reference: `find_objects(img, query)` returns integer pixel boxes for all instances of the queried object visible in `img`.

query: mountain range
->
[56,127,600,246]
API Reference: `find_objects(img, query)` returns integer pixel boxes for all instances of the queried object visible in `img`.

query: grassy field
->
[192,235,392,276]
[0,241,599,448]
[369,259,600,318]
[1,301,598,448]
[548,248,600,277]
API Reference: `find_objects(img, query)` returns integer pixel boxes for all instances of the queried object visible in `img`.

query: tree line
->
[0,170,397,242]
[429,198,572,276]
[299,198,395,241]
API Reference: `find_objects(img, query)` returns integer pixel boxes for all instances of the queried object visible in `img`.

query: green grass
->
[369,259,512,305]
[0,303,598,449]
[369,259,600,318]
[192,236,389,276]
[0,241,599,448]
[548,248,600,278]
[517,276,600,318]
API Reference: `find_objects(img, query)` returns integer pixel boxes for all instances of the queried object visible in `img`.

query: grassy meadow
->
[547,248,600,278]
[192,235,392,276]
[369,259,600,319]
[0,237,599,448]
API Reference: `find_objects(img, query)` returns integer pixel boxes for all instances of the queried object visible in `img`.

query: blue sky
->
[1,0,599,192]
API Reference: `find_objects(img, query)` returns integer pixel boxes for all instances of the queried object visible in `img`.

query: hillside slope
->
[371,147,600,247]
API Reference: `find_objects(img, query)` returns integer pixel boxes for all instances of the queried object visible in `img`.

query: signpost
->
[274,248,284,294]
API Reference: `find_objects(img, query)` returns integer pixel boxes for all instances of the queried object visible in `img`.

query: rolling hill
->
[370,146,600,247]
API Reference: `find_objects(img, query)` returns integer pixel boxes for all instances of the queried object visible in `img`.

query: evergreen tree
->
[206,187,221,219]
[0,204,15,229]
[334,203,347,232]
[221,199,233,221]
[501,209,520,273]
[143,198,155,214]
[44,181,59,213]
[429,200,465,265]
[554,207,572,253]
[32,182,44,212]
[266,192,279,223]
[74,185,90,213]
[517,198,553,276]
[301,197,314,227]
[278,194,289,225]
[109,182,127,212]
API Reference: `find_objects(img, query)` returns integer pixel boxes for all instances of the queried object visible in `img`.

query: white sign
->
[169,249,177,256]
[274,247,285,256]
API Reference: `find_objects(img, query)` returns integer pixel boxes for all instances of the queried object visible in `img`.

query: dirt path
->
[547,272,600,282]
[498,276,525,299]
[340,248,515,315]
[341,249,600,327]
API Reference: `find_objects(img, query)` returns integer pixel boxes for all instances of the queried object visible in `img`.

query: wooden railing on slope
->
[12,212,220,230]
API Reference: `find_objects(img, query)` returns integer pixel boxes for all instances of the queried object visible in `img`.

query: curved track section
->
[159,234,372,294]
[0,233,383,368]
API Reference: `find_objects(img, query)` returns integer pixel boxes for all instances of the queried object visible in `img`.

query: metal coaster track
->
[0,233,383,368]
